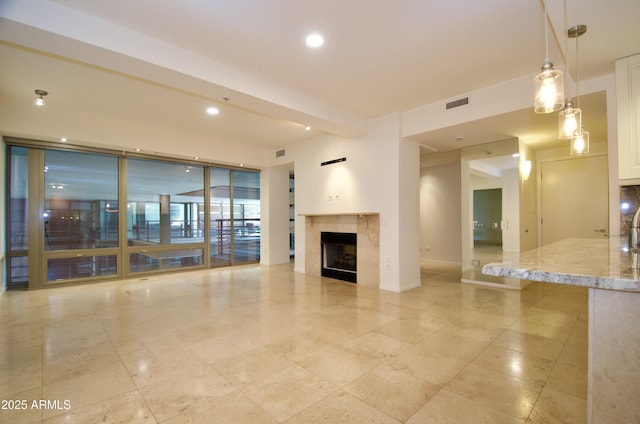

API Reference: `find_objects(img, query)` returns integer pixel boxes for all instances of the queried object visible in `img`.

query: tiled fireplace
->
[321,231,357,283]
[303,213,379,287]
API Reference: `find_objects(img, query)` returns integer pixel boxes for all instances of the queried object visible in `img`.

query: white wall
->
[501,168,519,252]
[419,155,461,264]
[396,133,421,291]
[404,73,620,240]
[278,113,421,291]
[403,74,534,138]
[519,142,538,252]
[260,164,291,265]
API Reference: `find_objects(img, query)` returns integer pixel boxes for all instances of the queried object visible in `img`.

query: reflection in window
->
[210,167,231,266]
[233,170,260,264]
[129,249,203,272]
[9,257,28,285]
[47,255,117,281]
[127,159,204,246]
[7,146,29,287]
[44,150,119,251]
[4,141,261,288]
[9,146,28,252]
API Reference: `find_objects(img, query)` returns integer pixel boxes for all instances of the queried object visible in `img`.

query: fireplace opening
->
[321,232,357,283]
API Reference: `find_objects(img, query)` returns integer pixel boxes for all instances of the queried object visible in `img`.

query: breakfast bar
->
[483,238,640,424]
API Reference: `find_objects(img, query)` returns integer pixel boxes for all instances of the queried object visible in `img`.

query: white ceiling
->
[0,0,639,166]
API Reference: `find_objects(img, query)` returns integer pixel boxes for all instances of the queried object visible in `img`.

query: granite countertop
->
[482,237,640,292]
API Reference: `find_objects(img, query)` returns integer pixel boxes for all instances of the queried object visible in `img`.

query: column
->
[260,164,291,265]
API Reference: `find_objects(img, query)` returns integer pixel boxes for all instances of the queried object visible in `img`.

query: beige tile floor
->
[0,262,588,423]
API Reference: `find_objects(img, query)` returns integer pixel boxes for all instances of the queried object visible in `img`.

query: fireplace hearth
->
[321,232,357,283]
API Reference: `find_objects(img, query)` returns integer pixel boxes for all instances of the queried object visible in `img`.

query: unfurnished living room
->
[1,1,640,423]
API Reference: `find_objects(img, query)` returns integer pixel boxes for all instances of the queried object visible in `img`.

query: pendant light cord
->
[563,0,571,101]
[575,34,580,109]
[543,0,550,61]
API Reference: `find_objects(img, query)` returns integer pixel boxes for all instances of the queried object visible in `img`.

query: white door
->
[541,155,609,245]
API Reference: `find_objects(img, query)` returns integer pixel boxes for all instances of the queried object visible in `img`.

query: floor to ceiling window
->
[209,167,262,267]
[126,158,205,273]
[232,170,261,264]
[6,146,28,288]
[43,149,119,283]
[210,167,231,267]
[3,139,261,290]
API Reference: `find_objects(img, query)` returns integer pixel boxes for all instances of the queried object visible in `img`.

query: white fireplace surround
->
[302,213,380,287]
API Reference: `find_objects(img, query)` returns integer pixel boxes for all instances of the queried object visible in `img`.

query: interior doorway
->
[541,154,609,245]
[473,188,503,248]
[460,139,523,289]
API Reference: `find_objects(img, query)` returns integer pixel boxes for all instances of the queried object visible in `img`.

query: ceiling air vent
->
[276,149,285,158]
[446,97,469,110]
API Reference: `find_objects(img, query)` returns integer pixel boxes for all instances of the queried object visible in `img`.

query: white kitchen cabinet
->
[616,53,640,180]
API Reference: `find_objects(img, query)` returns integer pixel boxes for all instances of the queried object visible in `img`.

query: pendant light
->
[567,24,589,155]
[558,99,581,139]
[560,25,587,140]
[570,128,589,155]
[534,0,564,114]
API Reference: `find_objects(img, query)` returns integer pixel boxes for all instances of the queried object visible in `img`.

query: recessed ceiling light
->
[305,125,311,131]
[34,89,47,106]
[305,33,324,48]
[206,107,219,115]
[60,137,67,142]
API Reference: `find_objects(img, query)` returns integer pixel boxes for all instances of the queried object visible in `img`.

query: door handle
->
[594,229,607,233]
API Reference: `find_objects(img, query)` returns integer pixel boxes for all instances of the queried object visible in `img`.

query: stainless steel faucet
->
[631,207,640,249]
[630,207,640,269]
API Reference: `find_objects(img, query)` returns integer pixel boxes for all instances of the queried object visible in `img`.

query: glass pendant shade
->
[534,60,564,113]
[570,129,589,155]
[558,100,581,139]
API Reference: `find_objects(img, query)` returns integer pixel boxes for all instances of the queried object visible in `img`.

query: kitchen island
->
[483,238,640,424]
